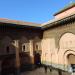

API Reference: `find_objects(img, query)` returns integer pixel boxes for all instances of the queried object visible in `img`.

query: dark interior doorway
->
[67,54,75,73]
[34,52,41,67]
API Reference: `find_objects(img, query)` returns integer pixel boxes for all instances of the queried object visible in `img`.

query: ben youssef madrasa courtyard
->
[0,2,75,75]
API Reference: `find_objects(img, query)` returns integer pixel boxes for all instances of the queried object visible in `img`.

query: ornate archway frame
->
[58,32,75,71]
[58,32,75,53]
[63,50,75,71]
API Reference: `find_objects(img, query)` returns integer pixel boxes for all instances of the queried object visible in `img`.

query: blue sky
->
[0,0,75,23]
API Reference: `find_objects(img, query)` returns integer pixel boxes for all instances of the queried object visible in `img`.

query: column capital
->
[12,40,19,48]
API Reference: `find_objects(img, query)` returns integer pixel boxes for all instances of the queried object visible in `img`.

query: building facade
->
[0,22,42,74]
[41,3,75,73]
[0,3,75,75]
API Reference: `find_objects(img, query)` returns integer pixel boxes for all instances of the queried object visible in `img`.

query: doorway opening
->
[67,54,75,73]
[34,51,41,67]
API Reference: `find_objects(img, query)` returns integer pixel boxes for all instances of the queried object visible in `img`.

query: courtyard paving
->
[21,67,71,75]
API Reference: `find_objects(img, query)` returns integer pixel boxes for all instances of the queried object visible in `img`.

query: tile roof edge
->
[42,13,75,27]
[54,3,75,16]
[0,18,41,27]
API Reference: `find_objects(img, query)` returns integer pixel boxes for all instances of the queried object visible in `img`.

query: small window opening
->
[23,45,25,52]
[36,45,38,50]
[6,46,10,53]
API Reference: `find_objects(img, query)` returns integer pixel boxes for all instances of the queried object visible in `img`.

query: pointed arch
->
[34,36,42,52]
[64,50,75,64]
[20,36,29,52]
[63,50,75,72]
[20,36,29,44]
[59,33,75,49]
[2,36,12,45]
[1,36,15,54]
[34,36,41,42]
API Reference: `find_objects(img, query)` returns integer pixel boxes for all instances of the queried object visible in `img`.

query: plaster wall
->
[41,22,75,71]
[0,26,42,55]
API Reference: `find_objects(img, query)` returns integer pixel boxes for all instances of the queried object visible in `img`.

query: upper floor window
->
[36,44,38,50]
[22,44,26,52]
[23,45,25,52]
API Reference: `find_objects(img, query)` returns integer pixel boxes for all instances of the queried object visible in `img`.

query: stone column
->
[14,40,20,75]
[29,40,34,64]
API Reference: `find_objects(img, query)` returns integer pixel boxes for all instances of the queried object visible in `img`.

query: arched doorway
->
[34,36,42,67]
[63,50,75,74]
[67,54,75,73]
[34,52,41,67]
[59,33,75,73]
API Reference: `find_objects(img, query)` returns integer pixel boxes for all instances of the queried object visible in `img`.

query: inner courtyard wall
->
[0,25,42,73]
[41,22,75,71]
[0,26,42,55]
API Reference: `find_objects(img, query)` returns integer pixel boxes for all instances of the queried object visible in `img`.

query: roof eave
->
[42,14,75,30]
[54,3,75,16]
